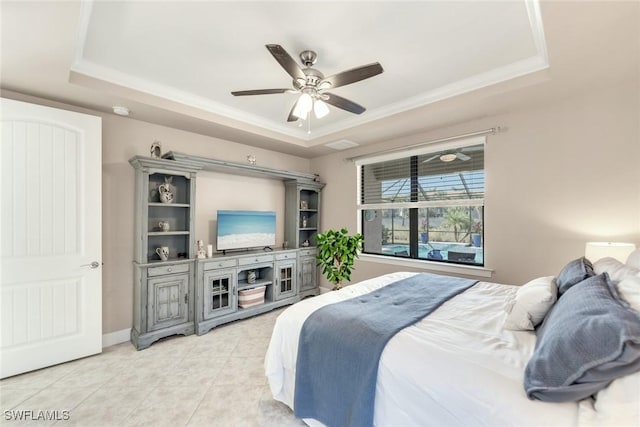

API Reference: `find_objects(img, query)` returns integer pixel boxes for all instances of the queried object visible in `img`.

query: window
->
[357,138,484,266]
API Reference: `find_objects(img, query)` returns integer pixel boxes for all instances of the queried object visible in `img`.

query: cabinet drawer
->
[204,259,237,270]
[298,249,317,257]
[148,263,190,277]
[238,254,274,266]
[275,252,297,261]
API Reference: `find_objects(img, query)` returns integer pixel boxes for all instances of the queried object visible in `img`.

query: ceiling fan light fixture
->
[293,93,313,119]
[439,153,457,162]
[231,44,383,123]
[313,99,330,119]
[292,106,307,120]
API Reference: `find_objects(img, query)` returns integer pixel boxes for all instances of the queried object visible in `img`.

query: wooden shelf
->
[238,279,272,290]
[130,153,324,346]
[164,151,319,183]
[148,231,190,236]
[148,202,190,208]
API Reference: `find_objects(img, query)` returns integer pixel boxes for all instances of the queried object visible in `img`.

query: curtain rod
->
[346,127,503,162]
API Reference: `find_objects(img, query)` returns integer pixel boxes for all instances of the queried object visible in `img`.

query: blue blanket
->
[293,273,478,427]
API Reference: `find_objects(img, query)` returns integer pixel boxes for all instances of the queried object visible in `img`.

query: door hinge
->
[184,293,188,304]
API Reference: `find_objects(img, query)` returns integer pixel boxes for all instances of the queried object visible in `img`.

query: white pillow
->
[594,257,640,282]
[627,249,640,269]
[617,276,640,312]
[504,276,557,331]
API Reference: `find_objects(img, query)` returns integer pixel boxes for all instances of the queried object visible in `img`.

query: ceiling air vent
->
[325,139,359,150]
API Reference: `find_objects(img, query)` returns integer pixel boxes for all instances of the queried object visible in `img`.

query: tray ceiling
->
[71,0,548,143]
[5,1,635,158]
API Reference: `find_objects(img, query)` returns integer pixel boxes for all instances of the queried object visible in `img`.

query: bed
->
[265,263,640,427]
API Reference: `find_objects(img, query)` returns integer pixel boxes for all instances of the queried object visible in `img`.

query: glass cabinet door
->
[299,256,317,291]
[275,261,296,300]
[203,269,237,319]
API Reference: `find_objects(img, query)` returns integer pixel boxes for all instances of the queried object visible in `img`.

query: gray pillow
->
[556,257,594,294]
[524,273,640,402]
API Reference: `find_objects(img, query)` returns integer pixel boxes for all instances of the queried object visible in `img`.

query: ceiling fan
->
[231,44,383,122]
[422,146,482,163]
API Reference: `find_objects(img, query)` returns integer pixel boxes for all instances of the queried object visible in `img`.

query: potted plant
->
[315,228,364,290]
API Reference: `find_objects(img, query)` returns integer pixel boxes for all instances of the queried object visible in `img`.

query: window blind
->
[360,143,484,208]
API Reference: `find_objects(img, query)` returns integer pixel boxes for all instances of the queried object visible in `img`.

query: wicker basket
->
[238,286,265,308]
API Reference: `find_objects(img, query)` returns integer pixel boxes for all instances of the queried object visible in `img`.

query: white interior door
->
[0,97,102,378]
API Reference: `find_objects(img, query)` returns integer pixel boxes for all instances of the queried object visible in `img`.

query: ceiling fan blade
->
[323,93,366,114]
[287,102,298,122]
[422,154,440,163]
[320,62,383,89]
[460,145,484,152]
[265,44,306,80]
[457,152,471,161]
[231,89,291,96]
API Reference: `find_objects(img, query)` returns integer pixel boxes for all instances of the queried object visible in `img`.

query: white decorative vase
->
[158,176,174,203]
[195,240,206,259]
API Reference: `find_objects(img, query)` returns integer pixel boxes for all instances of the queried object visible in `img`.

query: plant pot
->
[420,232,428,244]
[472,234,481,247]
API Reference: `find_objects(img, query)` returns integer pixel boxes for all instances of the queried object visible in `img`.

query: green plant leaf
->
[315,227,363,288]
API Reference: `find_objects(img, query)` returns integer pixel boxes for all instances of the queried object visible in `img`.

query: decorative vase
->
[155,246,169,261]
[195,240,206,259]
[247,270,256,284]
[150,141,161,159]
[158,176,174,203]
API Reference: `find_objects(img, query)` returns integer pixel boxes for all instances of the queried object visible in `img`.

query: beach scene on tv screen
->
[217,210,276,250]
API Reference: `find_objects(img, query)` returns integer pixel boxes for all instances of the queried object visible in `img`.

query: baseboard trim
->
[102,328,131,348]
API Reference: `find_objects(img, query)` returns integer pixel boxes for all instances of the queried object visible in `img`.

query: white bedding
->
[265,272,581,427]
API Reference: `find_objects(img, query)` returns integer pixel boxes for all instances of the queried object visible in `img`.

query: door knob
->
[81,261,100,269]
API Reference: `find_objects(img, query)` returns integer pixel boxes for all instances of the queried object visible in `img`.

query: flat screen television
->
[216,210,276,251]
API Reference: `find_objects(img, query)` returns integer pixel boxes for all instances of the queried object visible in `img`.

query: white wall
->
[195,172,286,248]
[311,79,640,288]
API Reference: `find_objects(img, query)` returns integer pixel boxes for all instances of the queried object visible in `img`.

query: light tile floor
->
[0,308,306,427]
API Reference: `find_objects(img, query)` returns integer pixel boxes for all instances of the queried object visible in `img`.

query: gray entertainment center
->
[129,152,324,350]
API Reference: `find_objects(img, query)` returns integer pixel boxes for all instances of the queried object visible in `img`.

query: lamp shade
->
[313,99,330,119]
[439,153,457,162]
[585,242,636,263]
[293,93,313,119]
